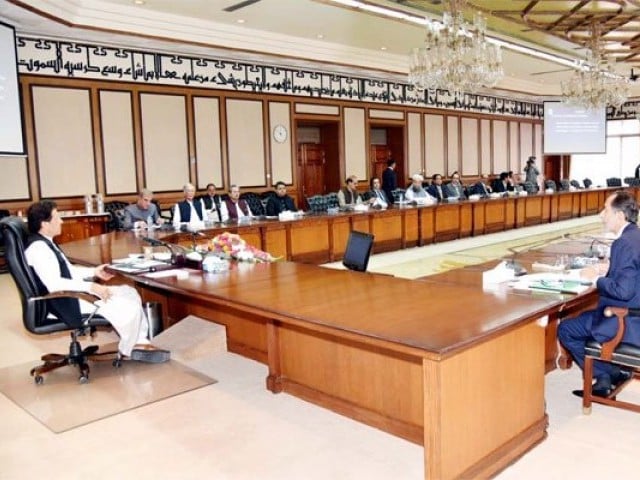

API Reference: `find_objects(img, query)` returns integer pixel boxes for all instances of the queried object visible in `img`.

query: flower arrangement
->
[207,232,276,262]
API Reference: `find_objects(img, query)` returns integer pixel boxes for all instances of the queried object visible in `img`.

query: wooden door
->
[297,143,326,206]
[370,145,390,181]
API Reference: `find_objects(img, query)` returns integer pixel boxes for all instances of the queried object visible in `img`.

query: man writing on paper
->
[123,188,164,229]
[558,191,640,397]
[25,200,170,362]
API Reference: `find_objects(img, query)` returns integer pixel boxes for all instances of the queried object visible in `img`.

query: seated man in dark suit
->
[558,191,640,397]
[469,177,492,196]
[266,181,296,216]
[491,172,510,193]
[444,171,467,199]
[199,183,226,222]
[364,176,389,209]
[426,174,447,202]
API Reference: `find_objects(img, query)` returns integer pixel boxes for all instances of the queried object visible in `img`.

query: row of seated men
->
[116,182,297,230]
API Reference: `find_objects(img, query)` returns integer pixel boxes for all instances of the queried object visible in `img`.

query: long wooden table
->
[60,230,602,479]
[158,187,613,265]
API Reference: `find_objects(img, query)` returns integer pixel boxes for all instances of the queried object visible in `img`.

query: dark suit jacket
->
[426,184,447,201]
[382,167,397,203]
[491,179,508,193]
[592,223,640,346]
[266,195,296,216]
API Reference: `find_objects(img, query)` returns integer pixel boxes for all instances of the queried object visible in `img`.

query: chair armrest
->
[601,307,631,360]
[30,290,101,305]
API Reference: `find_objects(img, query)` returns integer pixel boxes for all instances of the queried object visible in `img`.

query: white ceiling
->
[3,0,639,99]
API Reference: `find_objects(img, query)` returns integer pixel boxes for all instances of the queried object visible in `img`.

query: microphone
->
[506,233,569,276]
[141,236,188,265]
[583,237,610,259]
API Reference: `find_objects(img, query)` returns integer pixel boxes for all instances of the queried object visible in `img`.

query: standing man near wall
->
[382,159,397,204]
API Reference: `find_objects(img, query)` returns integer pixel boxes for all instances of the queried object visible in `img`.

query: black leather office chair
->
[606,177,622,187]
[583,178,593,188]
[570,179,582,189]
[582,307,640,414]
[559,179,571,191]
[544,179,557,191]
[103,200,128,231]
[0,209,10,274]
[0,216,117,384]
[239,192,265,216]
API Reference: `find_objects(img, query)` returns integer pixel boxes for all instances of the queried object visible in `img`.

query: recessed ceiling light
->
[380,46,387,51]
[317,34,324,39]
[133,0,145,5]
[237,19,245,24]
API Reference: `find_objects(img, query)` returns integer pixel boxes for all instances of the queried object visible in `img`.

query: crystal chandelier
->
[561,24,629,109]
[408,0,503,97]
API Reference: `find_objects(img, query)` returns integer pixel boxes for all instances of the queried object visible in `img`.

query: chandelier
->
[408,0,503,96]
[561,24,629,109]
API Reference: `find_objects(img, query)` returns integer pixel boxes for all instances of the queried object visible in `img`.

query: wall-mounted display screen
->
[543,102,606,155]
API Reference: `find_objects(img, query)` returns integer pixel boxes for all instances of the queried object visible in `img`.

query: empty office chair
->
[306,195,325,213]
[392,188,406,202]
[0,216,116,384]
[583,178,593,188]
[324,192,339,209]
[342,230,374,272]
[239,192,265,216]
[559,179,571,191]
[582,306,640,414]
[570,179,582,190]
[544,179,557,191]
[624,177,640,187]
[606,177,622,187]
[103,200,128,231]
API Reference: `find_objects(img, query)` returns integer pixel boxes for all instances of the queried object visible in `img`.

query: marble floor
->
[1,217,638,480]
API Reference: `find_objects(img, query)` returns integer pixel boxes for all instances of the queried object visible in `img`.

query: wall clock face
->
[273,124,288,143]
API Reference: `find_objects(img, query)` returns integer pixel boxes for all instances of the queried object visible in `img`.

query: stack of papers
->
[511,273,592,295]
[109,258,169,273]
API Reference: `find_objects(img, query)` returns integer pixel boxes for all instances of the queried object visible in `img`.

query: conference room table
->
[59,229,604,480]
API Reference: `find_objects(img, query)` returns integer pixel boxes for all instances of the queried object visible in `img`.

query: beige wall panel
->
[194,97,223,189]
[295,103,339,115]
[140,93,189,192]
[493,120,508,173]
[460,118,479,176]
[520,122,533,176]
[99,90,136,194]
[226,99,266,186]
[480,119,491,174]
[509,121,520,172]
[407,112,422,177]
[33,87,96,197]
[447,116,459,176]
[343,107,367,180]
[534,123,543,158]
[425,114,445,176]
[0,157,29,200]
[369,109,404,120]
[269,102,293,185]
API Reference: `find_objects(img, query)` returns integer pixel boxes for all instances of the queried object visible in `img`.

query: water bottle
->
[147,215,154,229]
[84,194,93,214]
[96,194,104,214]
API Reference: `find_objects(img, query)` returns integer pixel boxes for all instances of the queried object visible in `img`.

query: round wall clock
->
[273,124,288,143]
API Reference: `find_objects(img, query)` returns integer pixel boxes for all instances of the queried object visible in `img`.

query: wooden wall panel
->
[269,101,293,185]
[425,114,445,176]
[0,156,29,200]
[194,96,223,189]
[461,118,479,176]
[407,112,422,177]
[32,86,96,197]
[226,98,266,186]
[480,119,491,174]
[520,122,533,176]
[99,90,136,194]
[140,93,189,192]
[534,123,543,158]
[509,121,519,173]
[343,107,367,180]
[447,116,459,176]
[493,120,508,174]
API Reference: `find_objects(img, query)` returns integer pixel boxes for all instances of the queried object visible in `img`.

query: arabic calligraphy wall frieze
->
[15,36,546,118]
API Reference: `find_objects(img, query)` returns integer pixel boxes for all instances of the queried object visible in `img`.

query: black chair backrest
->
[583,178,593,188]
[523,181,537,194]
[544,179,557,191]
[559,179,571,191]
[606,177,622,187]
[342,230,374,272]
[0,216,63,334]
[570,179,581,189]
[103,201,128,231]
[239,192,265,215]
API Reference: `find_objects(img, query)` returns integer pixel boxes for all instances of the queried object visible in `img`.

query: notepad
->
[526,279,591,295]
